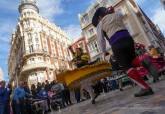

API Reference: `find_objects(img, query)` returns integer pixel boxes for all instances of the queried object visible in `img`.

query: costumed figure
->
[69,46,99,104]
[92,6,154,97]
[69,46,90,68]
[135,43,159,83]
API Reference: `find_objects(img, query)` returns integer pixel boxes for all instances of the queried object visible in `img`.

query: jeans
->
[0,105,5,114]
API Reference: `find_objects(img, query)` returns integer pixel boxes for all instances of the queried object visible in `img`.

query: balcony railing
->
[21,62,54,74]
[81,21,91,29]
[23,50,49,58]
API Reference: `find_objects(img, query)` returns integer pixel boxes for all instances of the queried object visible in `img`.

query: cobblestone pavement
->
[50,77,165,114]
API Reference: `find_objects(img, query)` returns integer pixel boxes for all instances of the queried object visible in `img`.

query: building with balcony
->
[8,0,72,86]
[79,0,165,60]
[0,67,3,81]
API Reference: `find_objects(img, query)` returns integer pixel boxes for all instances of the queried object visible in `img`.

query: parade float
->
[56,62,112,88]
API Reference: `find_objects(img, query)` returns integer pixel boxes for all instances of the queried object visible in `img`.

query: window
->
[29,45,34,53]
[43,47,48,52]
[30,58,35,63]
[95,43,99,52]
[34,33,39,43]
[83,14,89,23]
[26,20,30,26]
[38,57,42,61]
[28,38,32,44]
[46,57,50,63]
[36,44,40,50]
[28,33,32,39]
[88,28,94,36]
[35,73,37,76]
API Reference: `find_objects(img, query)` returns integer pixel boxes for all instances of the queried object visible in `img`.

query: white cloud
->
[152,8,165,34]
[63,24,82,41]
[37,0,64,21]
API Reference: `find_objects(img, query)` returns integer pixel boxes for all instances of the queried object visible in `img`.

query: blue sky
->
[0,0,165,81]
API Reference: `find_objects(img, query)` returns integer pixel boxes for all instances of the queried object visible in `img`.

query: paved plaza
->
[51,77,165,114]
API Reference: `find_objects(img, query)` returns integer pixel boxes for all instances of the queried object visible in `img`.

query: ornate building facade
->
[79,0,165,60]
[8,0,72,86]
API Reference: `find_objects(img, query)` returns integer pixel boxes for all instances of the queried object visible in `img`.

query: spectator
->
[12,81,28,114]
[23,82,31,114]
[59,83,66,107]
[37,86,51,112]
[23,82,30,94]
[63,84,72,105]
[45,80,50,92]
[37,86,48,99]
[102,78,109,93]
[37,82,42,93]
[4,83,12,114]
[31,84,37,98]
[74,87,81,103]
[0,81,6,114]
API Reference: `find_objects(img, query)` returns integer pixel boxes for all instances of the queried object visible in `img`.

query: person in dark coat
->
[63,84,72,105]
[74,87,81,103]
[0,81,6,114]
[45,80,50,92]
[31,84,37,98]
[37,82,42,93]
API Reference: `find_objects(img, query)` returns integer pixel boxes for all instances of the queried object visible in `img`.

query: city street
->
[0,1,165,114]
[51,77,165,114]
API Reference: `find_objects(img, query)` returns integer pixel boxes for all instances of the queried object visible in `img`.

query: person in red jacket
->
[92,7,154,97]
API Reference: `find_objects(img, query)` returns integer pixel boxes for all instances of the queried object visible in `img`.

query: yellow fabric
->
[56,62,112,88]
[81,53,90,61]
[72,53,90,62]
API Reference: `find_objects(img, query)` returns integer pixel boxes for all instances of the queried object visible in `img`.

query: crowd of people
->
[0,71,136,114]
[0,80,74,114]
